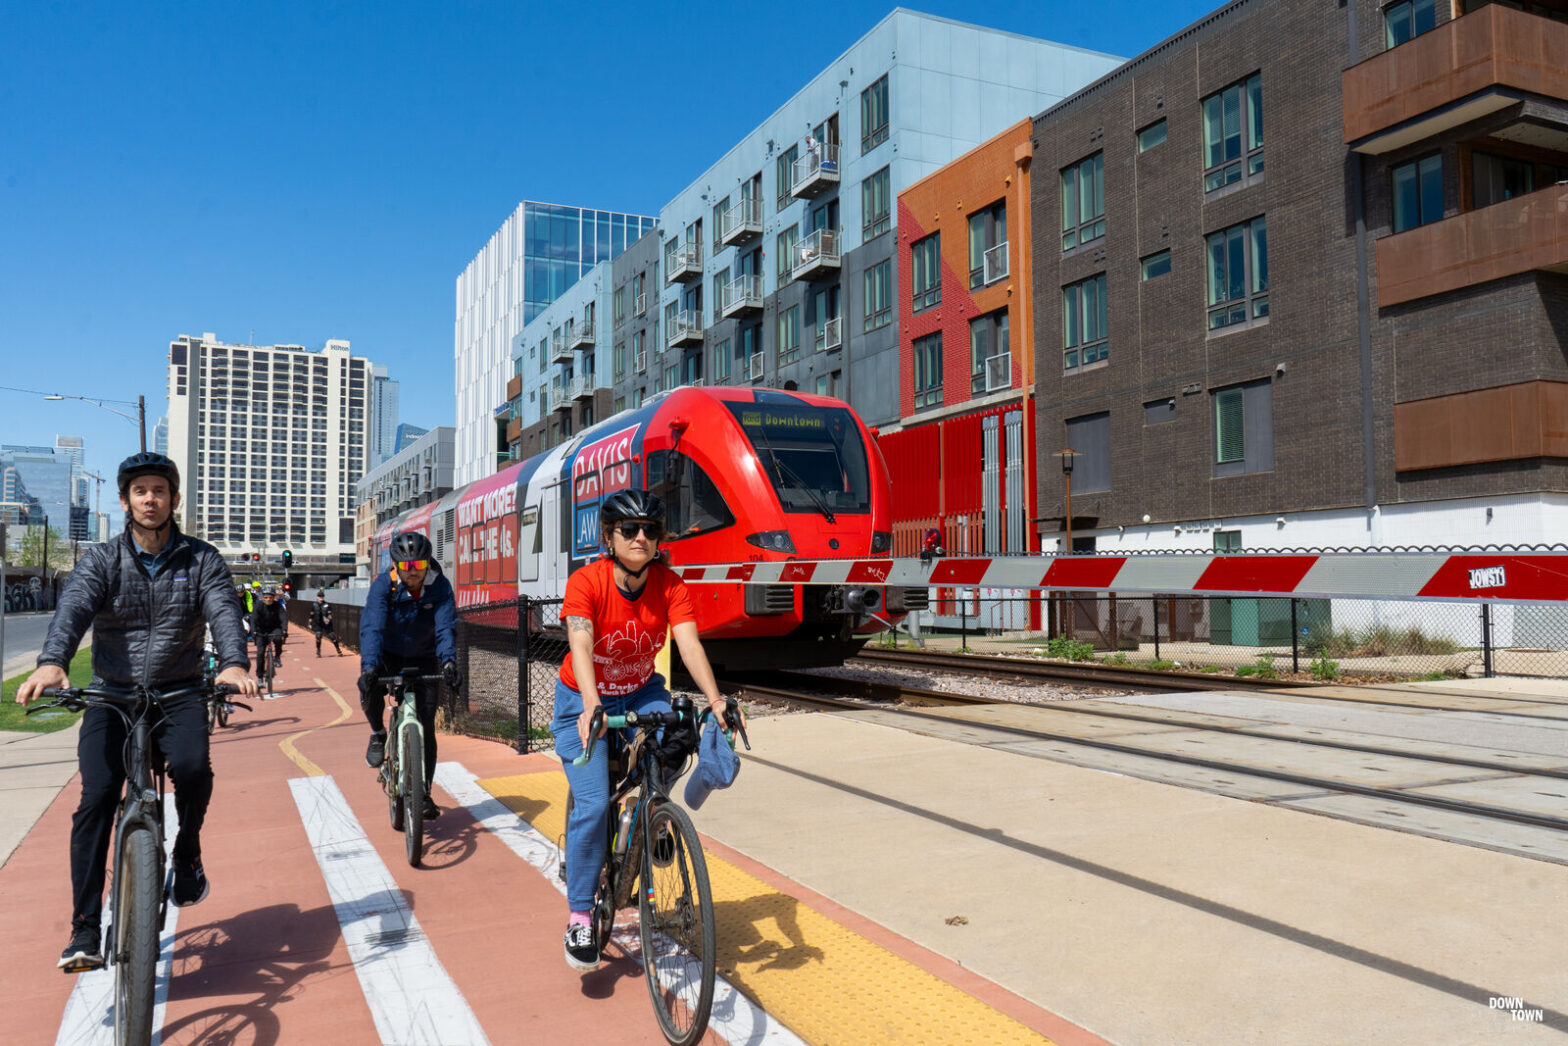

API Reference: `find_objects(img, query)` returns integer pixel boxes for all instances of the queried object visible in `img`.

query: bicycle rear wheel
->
[638,802,715,1046]
[401,720,425,866]
[114,825,161,1046]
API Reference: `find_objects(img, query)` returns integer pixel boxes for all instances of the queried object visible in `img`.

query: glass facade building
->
[455,201,656,483]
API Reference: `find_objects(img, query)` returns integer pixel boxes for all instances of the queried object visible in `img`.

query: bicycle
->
[28,682,246,1046]
[201,646,238,734]
[569,694,749,1046]
[255,633,282,697]
[376,671,443,868]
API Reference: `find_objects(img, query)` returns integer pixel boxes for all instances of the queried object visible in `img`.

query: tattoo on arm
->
[566,616,594,637]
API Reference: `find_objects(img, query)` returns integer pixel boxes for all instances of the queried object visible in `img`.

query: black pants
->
[313,623,340,654]
[71,694,211,932]
[360,660,440,787]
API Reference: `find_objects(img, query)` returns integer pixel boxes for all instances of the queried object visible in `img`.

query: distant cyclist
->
[15,452,256,972]
[358,531,460,821]
[553,489,738,971]
[248,588,288,692]
[310,590,341,656]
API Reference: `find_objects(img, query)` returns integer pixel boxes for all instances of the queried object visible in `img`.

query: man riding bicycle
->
[15,452,257,972]
[310,589,341,656]
[359,531,460,821]
[248,588,288,692]
[553,489,737,971]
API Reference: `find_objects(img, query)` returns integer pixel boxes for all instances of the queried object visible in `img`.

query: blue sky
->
[1,0,1220,521]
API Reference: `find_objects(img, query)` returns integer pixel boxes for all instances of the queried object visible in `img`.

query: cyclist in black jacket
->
[16,452,256,973]
[249,589,288,691]
[310,589,341,656]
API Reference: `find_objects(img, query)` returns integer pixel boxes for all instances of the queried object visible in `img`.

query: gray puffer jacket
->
[39,525,250,687]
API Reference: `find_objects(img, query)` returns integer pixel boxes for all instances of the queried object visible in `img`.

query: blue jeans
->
[551,675,671,911]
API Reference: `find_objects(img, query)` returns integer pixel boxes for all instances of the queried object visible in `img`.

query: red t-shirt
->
[558,557,697,696]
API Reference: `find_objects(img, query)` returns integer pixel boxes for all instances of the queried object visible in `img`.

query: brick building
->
[1028,0,1568,556]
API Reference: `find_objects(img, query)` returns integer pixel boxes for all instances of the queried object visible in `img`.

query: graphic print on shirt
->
[594,621,662,695]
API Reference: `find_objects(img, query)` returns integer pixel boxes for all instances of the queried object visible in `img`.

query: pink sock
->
[568,910,592,928]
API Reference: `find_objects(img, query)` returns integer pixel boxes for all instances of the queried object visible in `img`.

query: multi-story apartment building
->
[165,332,374,564]
[608,10,1122,428]
[501,262,615,458]
[607,231,665,412]
[1027,0,1568,557]
[880,119,1036,561]
[454,202,657,484]
[356,425,455,526]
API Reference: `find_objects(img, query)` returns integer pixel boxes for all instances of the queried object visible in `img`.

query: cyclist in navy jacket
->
[359,531,459,820]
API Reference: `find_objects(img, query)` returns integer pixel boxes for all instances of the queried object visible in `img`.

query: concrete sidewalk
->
[0,722,81,867]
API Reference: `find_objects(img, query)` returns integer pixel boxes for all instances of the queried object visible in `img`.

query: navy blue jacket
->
[359,568,457,673]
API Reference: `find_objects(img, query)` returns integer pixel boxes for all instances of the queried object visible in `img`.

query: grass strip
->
[0,648,94,733]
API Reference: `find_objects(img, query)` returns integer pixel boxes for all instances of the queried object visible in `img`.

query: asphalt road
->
[1,613,61,680]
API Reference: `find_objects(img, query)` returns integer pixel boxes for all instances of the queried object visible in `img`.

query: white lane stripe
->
[289,775,490,1046]
[435,762,807,1046]
[56,796,182,1046]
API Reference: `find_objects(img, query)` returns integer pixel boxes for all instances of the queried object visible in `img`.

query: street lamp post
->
[45,393,147,452]
[1056,448,1079,640]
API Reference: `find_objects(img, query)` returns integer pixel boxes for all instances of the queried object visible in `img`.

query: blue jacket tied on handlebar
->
[358,568,458,673]
[684,718,740,811]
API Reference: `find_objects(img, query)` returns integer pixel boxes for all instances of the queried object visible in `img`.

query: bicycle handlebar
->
[375,673,445,686]
[571,695,749,768]
[26,682,240,716]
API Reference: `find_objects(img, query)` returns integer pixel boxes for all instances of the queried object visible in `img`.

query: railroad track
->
[723,668,1568,838]
[851,646,1314,693]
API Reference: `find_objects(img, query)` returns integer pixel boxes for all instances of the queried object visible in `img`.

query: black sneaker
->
[563,922,599,971]
[366,732,386,768]
[422,795,441,820]
[172,860,209,907]
[58,926,103,973]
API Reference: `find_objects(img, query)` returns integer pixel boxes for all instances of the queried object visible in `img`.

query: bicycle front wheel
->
[401,720,425,867]
[638,802,715,1046]
[114,826,161,1046]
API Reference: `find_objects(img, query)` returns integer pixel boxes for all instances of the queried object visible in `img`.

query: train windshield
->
[726,401,872,516]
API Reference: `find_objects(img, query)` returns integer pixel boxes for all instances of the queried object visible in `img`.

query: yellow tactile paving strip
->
[478,770,1055,1046]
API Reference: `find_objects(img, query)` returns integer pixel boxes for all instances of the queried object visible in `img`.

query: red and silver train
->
[371,387,925,669]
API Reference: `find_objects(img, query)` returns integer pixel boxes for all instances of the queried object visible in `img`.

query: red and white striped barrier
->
[677,553,1568,603]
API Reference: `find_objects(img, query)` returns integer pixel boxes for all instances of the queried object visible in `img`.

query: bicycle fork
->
[108,729,166,965]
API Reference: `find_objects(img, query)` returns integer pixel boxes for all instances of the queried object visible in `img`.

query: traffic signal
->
[282,549,293,568]
[282,581,292,593]
[252,552,261,563]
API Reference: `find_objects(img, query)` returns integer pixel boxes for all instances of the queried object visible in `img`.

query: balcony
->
[549,385,570,413]
[791,141,841,199]
[634,291,647,315]
[1375,183,1568,307]
[569,320,595,349]
[505,417,522,443]
[1343,5,1568,153]
[792,228,841,281]
[505,374,522,402]
[570,377,594,401]
[720,274,764,319]
[665,243,702,284]
[985,351,1013,393]
[633,348,648,373]
[749,352,765,381]
[983,242,1010,285]
[668,310,704,348]
[720,198,763,246]
[819,316,842,352]
[551,334,573,364]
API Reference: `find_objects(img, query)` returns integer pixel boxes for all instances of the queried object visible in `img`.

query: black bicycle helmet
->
[116,451,180,496]
[599,489,666,529]
[389,530,433,563]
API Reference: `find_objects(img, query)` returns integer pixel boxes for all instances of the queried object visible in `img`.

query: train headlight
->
[870,530,892,554]
[745,530,796,553]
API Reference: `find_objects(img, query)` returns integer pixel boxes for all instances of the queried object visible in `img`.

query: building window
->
[812,284,840,352]
[1471,151,1537,208]
[777,224,798,286]
[864,259,892,332]
[1212,379,1274,476]
[968,201,1007,288]
[1385,0,1436,48]
[1063,274,1108,373]
[910,233,941,312]
[613,287,626,328]
[715,337,732,382]
[1138,120,1167,152]
[613,342,626,381]
[1061,153,1105,250]
[1065,412,1110,494]
[969,310,1009,395]
[1203,73,1263,192]
[1144,398,1176,424]
[862,166,891,239]
[712,198,727,253]
[1206,217,1268,330]
[861,74,889,153]
[912,332,942,409]
[1141,250,1172,280]
[775,144,799,212]
[777,306,801,366]
[1392,154,1443,232]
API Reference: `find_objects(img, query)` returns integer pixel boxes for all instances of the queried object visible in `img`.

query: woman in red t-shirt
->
[552,488,734,972]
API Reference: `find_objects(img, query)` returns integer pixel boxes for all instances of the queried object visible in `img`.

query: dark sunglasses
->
[614,521,663,540]
[397,558,429,571]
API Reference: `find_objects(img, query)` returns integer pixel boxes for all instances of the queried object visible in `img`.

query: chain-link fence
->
[893,593,1568,680]
[450,597,567,753]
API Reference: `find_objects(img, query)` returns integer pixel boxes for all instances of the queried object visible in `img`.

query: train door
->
[536,478,569,596]
[516,506,539,584]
